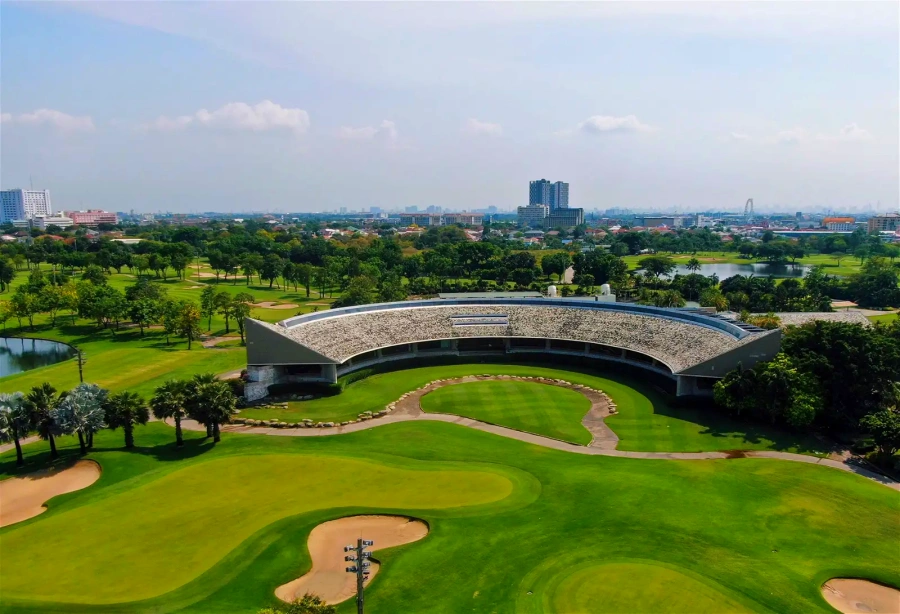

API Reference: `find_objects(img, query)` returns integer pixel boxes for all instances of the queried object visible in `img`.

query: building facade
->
[0,189,52,223]
[822,217,855,231]
[399,213,484,227]
[529,179,569,210]
[868,214,900,233]
[65,210,118,227]
[443,213,484,226]
[517,204,549,227]
[547,208,584,228]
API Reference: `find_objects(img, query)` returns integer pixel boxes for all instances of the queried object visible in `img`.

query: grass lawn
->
[420,380,592,445]
[867,312,899,324]
[0,323,245,397]
[243,363,828,455]
[0,420,897,613]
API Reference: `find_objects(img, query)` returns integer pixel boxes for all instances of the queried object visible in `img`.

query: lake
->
[0,337,77,379]
[669,263,811,279]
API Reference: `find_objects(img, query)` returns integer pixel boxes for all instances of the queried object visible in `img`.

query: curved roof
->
[247,299,779,375]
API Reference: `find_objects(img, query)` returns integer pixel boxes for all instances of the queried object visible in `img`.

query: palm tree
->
[57,383,108,455]
[686,257,701,273]
[150,380,188,446]
[185,373,236,443]
[104,392,149,449]
[23,383,64,460]
[0,392,29,466]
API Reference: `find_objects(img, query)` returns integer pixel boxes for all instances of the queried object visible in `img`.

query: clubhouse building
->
[243,298,782,401]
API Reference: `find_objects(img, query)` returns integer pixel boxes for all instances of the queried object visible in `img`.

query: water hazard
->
[0,337,77,378]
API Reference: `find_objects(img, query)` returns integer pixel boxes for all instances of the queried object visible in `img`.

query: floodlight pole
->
[345,537,373,614]
[355,538,365,614]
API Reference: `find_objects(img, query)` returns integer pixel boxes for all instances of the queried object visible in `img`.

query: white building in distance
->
[0,189,52,223]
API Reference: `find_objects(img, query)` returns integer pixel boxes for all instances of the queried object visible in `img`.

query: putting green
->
[547,562,755,613]
[0,454,514,604]
[420,380,593,445]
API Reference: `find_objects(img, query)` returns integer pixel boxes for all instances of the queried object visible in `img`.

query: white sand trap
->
[253,301,299,310]
[822,579,900,613]
[276,515,428,604]
[0,460,101,527]
[186,285,203,289]
[191,272,218,278]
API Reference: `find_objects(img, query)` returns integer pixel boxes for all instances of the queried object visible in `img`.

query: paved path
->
[0,436,40,455]
[202,376,899,491]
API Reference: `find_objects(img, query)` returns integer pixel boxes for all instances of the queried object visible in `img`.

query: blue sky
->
[1,2,897,214]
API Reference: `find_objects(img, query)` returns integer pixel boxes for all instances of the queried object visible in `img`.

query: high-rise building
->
[529,179,568,210]
[0,189,52,223]
[549,182,569,209]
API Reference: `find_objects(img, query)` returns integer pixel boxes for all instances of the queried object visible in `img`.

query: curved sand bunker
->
[822,579,900,614]
[253,301,299,310]
[0,460,101,527]
[276,515,428,604]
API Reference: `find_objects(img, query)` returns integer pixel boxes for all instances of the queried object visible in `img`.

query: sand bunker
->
[276,515,428,604]
[822,579,900,613]
[0,460,101,527]
[253,301,299,310]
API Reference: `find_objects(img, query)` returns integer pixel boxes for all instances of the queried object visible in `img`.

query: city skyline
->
[1,2,898,213]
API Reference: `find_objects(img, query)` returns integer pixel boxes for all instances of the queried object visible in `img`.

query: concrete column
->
[621,348,627,359]
[584,342,591,355]
[323,363,338,384]
[412,343,419,356]
[451,339,459,352]
[504,338,511,353]
[545,339,552,351]
[376,349,383,358]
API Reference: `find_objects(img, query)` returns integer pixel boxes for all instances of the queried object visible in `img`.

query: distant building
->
[517,204,549,227]
[400,213,444,227]
[1,189,52,223]
[529,179,569,210]
[547,208,584,228]
[65,209,118,227]
[868,214,900,233]
[443,213,484,226]
[635,216,686,228]
[822,216,855,231]
[14,214,74,230]
[404,206,418,213]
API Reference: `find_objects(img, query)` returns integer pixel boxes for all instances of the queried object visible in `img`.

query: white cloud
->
[145,101,309,133]
[818,123,873,142]
[730,132,751,141]
[464,118,502,136]
[578,114,652,135]
[338,120,398,142]
[774,128,804,144]
[1,108,95,131]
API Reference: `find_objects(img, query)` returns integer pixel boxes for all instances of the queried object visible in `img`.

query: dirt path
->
[275,515,428,604]
[201,336,241,349]
[0,435,40,455]
[176,376,900,490]
[0,460,101,527]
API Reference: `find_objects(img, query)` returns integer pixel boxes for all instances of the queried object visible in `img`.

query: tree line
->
[0,373,238,466]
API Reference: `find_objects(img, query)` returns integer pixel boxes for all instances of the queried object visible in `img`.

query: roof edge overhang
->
[245,318,339,365]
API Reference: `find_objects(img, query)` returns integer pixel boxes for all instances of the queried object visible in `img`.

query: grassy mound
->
[420,380,593,445]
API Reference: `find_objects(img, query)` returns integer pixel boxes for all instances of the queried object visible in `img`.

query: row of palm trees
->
[0,374,237,466]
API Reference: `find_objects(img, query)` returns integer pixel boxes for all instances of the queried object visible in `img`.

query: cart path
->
[190,375,898,490]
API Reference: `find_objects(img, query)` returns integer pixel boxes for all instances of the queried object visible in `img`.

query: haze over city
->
[1,2,898,214]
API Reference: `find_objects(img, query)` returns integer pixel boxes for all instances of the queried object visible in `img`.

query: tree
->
[200,286,218,331]
[378,272,407,303]
[233,293,254,343]
[81,264,107,285]
[161,299,181,346]
[257,594,337,614]
[848,257,900,309]
[860,386,900,459]
[177,302,202,349]
[572,252,628,286]
[637,255,676,279]
[699,287,728,311]
[541,252,572,282]
[217,291,236,333]
[260,254,285,289]
[104,391,149,448]
[0,392,29,466]
[130,298,160,337]
[23,383,65,460]
[57,383,108,454]
[686,257,701,273]
[184,374,236,443]
[150,380,188,446]
[334,276,377,307]
[0,258,16,293]
[10,290,39,330]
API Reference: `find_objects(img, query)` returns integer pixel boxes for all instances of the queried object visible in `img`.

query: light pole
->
[344,538,374,614]
[76,349,86,383]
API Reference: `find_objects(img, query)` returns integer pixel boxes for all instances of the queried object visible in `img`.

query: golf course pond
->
[0,337,77,378]
[666,262,812,279]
